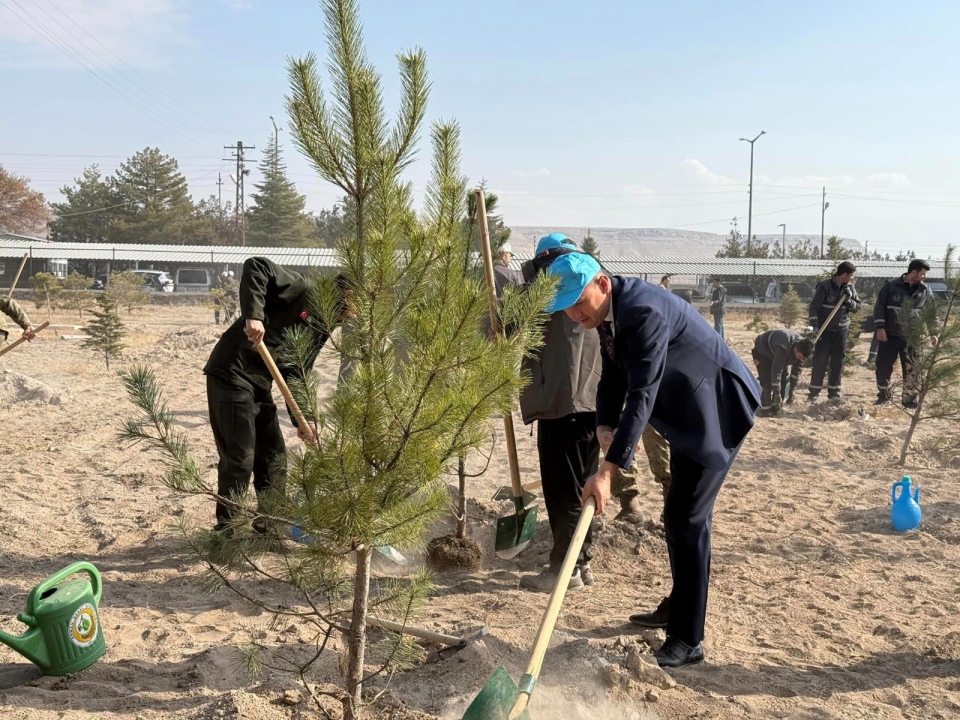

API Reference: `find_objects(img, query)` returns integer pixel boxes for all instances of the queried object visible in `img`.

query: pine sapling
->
[778,284,803,328]
[83,293,126,369]
[898,245,960,464]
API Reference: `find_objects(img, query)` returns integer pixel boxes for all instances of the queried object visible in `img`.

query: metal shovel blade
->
[494,505,538,560]
[461,666,531,720]
[492,487,539,507]
[375,545,408,565]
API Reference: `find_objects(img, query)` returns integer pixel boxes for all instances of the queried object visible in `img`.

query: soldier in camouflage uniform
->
[0,296,37,343]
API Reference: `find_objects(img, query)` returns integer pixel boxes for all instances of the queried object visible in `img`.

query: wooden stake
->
[8,253,28,298]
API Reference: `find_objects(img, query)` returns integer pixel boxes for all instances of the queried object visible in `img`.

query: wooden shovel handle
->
[255,342,311,431]
[475,189,524,501]
[509,497,597,719]
[0,320,50,357]
[8,253,28,298]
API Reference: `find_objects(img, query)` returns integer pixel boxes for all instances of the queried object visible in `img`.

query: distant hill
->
[509,227,862,257]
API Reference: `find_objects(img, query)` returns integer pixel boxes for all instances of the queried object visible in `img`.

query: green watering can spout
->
[0,616,50,669]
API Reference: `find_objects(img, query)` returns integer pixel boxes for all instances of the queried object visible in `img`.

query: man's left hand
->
[931,335,940,348]
[297,424,317,443]
[581,461,616,514]
[21,325,36,341]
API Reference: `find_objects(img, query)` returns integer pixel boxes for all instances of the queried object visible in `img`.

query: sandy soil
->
[2,304,960,720]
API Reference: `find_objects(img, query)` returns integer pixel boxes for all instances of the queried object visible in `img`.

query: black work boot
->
[629,596,670,628]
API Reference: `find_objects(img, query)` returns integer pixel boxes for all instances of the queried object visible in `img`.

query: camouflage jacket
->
[0,296,32,330]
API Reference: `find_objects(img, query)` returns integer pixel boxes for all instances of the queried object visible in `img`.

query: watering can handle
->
[25,562,102,616]
[891,484,901,503]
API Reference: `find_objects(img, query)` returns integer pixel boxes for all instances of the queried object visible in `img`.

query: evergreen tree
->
[898,245,960,464]
[581,232,599,258]
[245,132,316,246]
[788,237,821,259]
[50,165,117,243]
[83,294,126,369]
[108,148,194,244]
[825,235,849,261]
[778,284,803,327]
[716,217,746,258]
[107,271,151,314]
[119,2,551,718]
[464,181,510,254]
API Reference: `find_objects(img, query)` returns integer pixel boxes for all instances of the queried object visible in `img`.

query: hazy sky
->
[1,0,958,257]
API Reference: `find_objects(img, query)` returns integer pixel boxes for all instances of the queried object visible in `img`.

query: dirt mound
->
[426,535,483,572]
[0,370,62,405]
[805,402,862,422]
[778,434,846,461]
[151,328,221,359]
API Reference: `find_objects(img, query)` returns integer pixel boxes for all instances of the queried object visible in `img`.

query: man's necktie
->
[599,321,616,361]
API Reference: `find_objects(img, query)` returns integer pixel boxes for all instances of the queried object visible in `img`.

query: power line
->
[0,0,216,149]
[41,0,231,139]
[670,203,822,229]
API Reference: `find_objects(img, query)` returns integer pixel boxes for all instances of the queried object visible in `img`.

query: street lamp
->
[820,187,830,258]
[739,131,766,255]
[269,115,283,174]
[777,223,786,259]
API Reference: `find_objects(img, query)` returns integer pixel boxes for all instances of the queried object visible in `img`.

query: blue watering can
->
[891,476,922,532]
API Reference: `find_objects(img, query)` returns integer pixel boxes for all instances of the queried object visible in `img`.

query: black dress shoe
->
[654,637,705,668]
[628,596,670,628]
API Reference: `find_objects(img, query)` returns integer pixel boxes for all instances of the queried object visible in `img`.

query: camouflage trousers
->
[611,425,672,506]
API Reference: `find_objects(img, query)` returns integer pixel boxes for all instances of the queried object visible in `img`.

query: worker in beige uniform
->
[0,296,37,343]
[609,276,673,522]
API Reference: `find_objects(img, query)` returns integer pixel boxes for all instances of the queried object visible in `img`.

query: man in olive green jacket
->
[1,296,37,342]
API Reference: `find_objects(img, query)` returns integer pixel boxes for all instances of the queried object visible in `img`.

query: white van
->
[174,267,212,293]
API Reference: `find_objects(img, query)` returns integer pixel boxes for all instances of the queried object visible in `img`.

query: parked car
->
[671,286,707,302]
[927,281,951,302]
[92,270,174,292]
[174,267,212,293]
[725,282,759,304]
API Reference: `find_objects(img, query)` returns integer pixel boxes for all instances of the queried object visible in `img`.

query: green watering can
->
[0,562,106,676]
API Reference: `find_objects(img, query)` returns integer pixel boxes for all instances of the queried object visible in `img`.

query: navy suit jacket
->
[598,276,761,472]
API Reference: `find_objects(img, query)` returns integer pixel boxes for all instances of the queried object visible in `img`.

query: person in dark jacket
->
[874,259,937,407]
[807,261,861,402]
[516,233,601,593]
[547,252,761,668]
[753,329,814,416]
[709,278,727,339]
[203,257,341,533]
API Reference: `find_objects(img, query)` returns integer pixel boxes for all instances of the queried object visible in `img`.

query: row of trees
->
[716,217,916,262]
[45,139,341,247]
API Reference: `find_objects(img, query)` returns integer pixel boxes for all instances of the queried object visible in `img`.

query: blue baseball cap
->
[545,252,602,312]
[536,232,577,255]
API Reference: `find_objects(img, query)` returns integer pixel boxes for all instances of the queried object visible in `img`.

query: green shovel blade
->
[461,666,531,720]
[494,504,538,560]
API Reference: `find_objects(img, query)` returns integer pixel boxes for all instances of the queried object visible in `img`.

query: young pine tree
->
[83,294,125,369]
[898,245,960,464]
[778,284,803,328]
[120,2,551,718]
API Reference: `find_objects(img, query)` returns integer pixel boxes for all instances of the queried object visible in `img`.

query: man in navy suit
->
[546,253,761,667]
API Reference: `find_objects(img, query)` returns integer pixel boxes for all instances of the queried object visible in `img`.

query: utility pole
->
[269,115,282,174]
[820,187,830,258]
[216,174,223,210]
[739,131,766,256]
[224,141,254,246]
[777,223,787,259]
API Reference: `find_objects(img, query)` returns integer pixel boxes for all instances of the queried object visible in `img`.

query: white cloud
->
[865,172,912,188]
[679,158,738,186]
[0,0,188,69]
[510,167,551,178]
[615,184,656,196]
